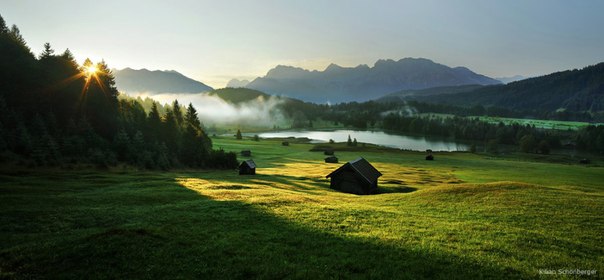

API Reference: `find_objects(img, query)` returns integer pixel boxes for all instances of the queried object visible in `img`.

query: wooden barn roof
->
[240,159,256,168]
[326,157,382,183]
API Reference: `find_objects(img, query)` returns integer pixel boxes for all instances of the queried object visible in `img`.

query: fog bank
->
[127,92,287,127]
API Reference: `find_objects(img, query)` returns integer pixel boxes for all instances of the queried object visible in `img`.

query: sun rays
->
[85,65,98,77]
[76,60,111,106]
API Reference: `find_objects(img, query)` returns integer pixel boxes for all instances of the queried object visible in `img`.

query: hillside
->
[245,58,500,103]
[113,68,213,94]
[208,88,274,104]
[408,63,604,113]
[376,84,485,103]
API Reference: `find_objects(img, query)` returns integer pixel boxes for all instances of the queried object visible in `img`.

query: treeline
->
[383,114,564,153]
[576,125,604,154]
[403,101,596,122]
[283,100,396,129]
[0,15,237,169]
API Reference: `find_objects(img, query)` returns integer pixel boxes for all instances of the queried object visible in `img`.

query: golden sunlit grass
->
[170,140,603,277]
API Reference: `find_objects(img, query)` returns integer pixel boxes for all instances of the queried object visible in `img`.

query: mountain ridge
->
[245,58,501,103]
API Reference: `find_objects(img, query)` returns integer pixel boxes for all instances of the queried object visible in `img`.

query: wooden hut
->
[324,156,339,163]
[425,149,434,160]
[239,159,256,175]
[241,150,251,157]
[326,157,382,195]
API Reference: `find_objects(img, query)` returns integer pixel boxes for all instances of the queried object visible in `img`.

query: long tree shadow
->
[0,172,525,279]
[246,173,419,195]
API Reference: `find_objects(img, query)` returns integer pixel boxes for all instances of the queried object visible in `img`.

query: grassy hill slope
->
[1,138,603,278]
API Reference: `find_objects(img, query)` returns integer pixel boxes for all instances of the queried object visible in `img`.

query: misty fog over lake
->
[256,130,469,151]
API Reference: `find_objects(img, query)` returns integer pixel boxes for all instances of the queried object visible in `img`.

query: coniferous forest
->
[0,15,237,169]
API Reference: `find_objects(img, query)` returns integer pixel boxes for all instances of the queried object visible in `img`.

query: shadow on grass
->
[376,186,418,194]
[0,172,525,279]
[248,173,419,195]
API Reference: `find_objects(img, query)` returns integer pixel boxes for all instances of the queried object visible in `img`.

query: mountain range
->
[113,68,213,94]
[111,60,603,116]
[244,58,501,103]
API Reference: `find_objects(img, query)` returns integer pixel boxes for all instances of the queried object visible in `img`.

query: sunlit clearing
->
[85,65,98,76]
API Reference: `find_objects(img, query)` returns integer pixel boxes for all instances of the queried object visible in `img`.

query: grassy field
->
[474,116,603,130]
[1,137,603,279]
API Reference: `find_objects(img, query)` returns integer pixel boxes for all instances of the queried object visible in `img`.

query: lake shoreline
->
[244,129,470,152]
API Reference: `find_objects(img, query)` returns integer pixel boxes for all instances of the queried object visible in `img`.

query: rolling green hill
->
[208,87,274,104]
[376,84,485,103]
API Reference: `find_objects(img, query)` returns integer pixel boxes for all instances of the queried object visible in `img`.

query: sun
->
[85,65,98,76]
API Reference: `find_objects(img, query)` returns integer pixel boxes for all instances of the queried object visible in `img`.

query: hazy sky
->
[2,0,604,88]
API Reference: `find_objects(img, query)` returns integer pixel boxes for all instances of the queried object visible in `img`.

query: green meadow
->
[474,116,603,130]
[1,137,603,279]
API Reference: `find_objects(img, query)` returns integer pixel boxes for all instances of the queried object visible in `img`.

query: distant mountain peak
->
[399,57,433,63]
[496,75,528,84]
[374,59,396,66]
[325,63,344,71]
[114,68,213,94]
[454,66,471,71]
[266,65,310,79]
[226,78,251,88]
[274,65,301,70]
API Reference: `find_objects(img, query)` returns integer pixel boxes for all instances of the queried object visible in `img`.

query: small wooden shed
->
[324,156,339,163]
[426,149,434,160]
[326,157,382,195]
[239,159,256,175]
[241,150,251,157]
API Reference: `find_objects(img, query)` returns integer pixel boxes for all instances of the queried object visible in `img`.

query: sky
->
[2,0,604,88]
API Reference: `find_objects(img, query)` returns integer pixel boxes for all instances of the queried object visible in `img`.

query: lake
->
[256,130,469,152]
